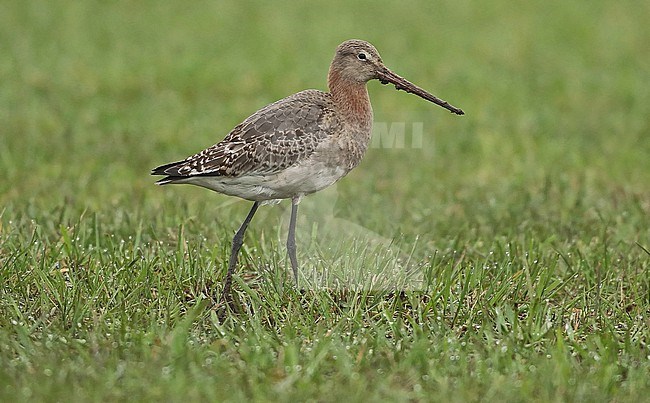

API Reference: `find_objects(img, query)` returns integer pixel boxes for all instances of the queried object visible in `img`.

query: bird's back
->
[153,90,342,180]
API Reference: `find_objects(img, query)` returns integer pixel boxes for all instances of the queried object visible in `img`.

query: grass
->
[1,0,649,401]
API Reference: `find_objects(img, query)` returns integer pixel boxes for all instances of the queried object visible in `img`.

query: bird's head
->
[329,39,464,115]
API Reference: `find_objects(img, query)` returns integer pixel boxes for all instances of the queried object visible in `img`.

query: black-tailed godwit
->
[152,39,464,305]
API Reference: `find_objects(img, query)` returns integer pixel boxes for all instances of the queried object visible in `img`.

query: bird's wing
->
[152,90,340,178]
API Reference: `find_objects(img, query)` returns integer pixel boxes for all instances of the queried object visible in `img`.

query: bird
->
[152,39,464,306]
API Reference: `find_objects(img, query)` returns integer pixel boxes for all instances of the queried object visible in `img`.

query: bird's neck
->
[328,69,372,129]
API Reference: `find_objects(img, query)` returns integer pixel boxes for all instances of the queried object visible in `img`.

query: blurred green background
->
[1,0,649,401]
[3,1,648,218]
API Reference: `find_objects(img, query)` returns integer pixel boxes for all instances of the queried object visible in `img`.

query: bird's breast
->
[329,119,373,171]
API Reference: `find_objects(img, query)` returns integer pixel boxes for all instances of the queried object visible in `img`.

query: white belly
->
[178,159,349,201]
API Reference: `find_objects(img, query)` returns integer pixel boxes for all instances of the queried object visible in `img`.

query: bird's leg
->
[220,201,260,307]
[287,196,300,284]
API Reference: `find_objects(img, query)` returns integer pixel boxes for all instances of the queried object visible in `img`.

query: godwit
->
[152,39,463,304]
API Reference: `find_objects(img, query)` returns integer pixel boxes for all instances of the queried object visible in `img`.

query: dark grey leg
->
[287,197,299,283]
[220,201,260,305]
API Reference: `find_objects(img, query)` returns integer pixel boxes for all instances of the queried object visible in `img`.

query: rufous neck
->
[328,69,372,127]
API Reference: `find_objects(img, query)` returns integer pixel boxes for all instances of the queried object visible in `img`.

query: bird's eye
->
[357,53,367,60]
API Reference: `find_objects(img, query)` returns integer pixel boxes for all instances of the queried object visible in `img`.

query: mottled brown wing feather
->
[153,90,340,178]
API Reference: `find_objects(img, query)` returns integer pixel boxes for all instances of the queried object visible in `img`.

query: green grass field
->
[1,0,649,401]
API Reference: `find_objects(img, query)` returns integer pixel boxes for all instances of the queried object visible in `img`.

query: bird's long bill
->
[377,68,464,115]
